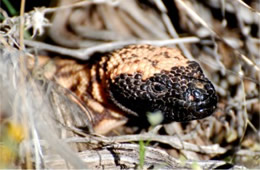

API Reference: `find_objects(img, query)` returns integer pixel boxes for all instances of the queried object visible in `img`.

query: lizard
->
[37,44,218,134]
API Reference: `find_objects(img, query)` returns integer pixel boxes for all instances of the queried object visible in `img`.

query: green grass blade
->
[3,0,18,16]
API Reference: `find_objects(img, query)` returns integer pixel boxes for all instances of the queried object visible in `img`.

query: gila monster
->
[39,44,218,134]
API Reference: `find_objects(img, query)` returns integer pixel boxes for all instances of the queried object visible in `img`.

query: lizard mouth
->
[167,87,218,122]
[187,92,218,120]
[159,78,218,122]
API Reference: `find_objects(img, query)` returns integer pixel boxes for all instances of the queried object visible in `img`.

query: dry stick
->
[119,0,168,39]
[108,134,226,154]
[24,37,200,60]
[199,51,259,85]
[0,8,9,18]
[34,82,90,169]
[236,149,260,157]
[19,0,25,50]
[18,1,54,167]
[21,64,89,169]
[118,10,152,39]
[231,0,258,141]
[155,0,194,60]
[64,133,226,155]
[101,143,232,169]
[203,45,227,75]
[16,3,89,170]
[231,0,260,68]
[175,0,260,72]
[0,1,121,47]
[233,0,260,15]
[18,0,34,169]
[226,0,258,141]
[65,1,131,42]
[43,0,121,14]
[176,1,259,149]
[25,37,259,86]
[0,34,11,48]
[43,143,239,169]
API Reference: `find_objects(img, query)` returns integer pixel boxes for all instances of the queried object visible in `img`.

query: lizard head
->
[109,60,218,123]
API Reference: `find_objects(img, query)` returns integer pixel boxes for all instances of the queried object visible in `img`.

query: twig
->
[155,0,194,60]
[43,0,121,14]
[175,0,260,72]
[43,143,245,169]
[65,133,226,154]
[232,0,260,15]
[236,149,260,157]
[19,0,25,50]
[24,37,200,60]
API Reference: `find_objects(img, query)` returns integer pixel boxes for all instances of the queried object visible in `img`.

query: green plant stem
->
[3,0,17,16]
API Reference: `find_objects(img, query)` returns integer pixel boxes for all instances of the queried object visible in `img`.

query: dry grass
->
[0,0,259,169]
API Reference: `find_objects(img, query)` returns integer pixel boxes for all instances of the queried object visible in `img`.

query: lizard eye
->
[152,83,167,93]
[192,89,206,101]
